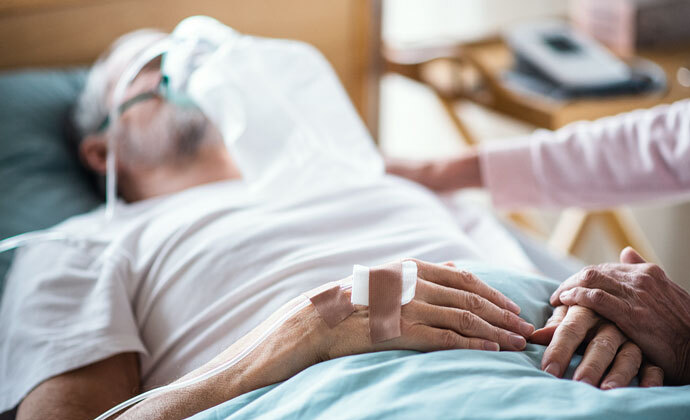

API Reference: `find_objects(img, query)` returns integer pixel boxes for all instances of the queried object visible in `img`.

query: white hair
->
[73,29,167,139]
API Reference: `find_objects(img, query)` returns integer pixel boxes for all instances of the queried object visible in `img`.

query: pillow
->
[190,262,690,420]
[0,69,102,294]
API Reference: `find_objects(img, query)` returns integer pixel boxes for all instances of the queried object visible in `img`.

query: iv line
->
[104,38,175,222]
[93,282,351,420]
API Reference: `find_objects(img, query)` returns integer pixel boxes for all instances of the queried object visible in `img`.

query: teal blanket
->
[191,262,690,419]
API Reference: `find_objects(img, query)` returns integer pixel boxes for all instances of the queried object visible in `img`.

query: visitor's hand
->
[550,247,690,385]
[385,151,482,192]
[322,260,534,360]
[532,305,664,389]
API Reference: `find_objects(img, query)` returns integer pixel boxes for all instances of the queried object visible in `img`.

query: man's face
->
[80,59,211,174]
[111,62,212,168]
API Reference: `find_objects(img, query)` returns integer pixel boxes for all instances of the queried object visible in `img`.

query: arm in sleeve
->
[479,99,690,209]
[0,239,147,414]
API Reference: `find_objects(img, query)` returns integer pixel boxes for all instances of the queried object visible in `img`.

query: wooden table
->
[384,37,690,262]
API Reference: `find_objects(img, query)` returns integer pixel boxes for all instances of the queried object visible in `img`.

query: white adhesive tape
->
[351,261,417,306]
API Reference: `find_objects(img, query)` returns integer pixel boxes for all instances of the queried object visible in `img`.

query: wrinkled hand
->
[323,260,535,360]
[531,305,663,389]
[385,152,482,192]
[550,247,690,385]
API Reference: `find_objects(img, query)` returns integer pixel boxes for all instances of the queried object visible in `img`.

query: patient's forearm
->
[18,353,140,420]
[118,298,327,420]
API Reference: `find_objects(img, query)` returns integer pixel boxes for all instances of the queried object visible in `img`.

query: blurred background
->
[379,0,690,291]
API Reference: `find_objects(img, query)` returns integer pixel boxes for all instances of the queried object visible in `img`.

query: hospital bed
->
[1,2,688,419]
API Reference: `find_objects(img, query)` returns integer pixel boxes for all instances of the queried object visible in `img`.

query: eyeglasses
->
[94,90,161,134]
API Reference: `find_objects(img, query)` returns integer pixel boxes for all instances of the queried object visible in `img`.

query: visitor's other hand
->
[532,305,664,389]
[385,151,482,192]
[551,247,690,385]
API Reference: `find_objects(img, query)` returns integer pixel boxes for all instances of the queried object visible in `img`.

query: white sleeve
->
[0,239,147,413]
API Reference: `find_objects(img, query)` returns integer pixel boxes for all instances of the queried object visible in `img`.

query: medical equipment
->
[309,261,418,344]
[171,16,383,194]
[505,21,633,92]
[356,261,415,343]
[352,260,417,306]
[503,21,667,100]
[0,231,71,254]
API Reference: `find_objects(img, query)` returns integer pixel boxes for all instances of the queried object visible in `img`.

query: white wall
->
[383,0,569,45]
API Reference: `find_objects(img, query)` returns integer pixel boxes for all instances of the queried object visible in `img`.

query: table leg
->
[549,208,659,263]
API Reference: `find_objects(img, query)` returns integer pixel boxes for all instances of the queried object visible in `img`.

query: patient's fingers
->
[392,324,499,352]
[545,305,569,328]
[573,323,627,386]
[411,259,521,315]
[639,362,664,387]
[530,305,568,345]
[409,300,527,351]
[599,341,643,390]
[541,306,600,377]
[416,279,534,337]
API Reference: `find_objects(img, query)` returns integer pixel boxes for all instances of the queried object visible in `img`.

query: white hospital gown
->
[0,175,534,412]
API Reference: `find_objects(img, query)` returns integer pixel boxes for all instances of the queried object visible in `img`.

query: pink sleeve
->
[479,99,690,209]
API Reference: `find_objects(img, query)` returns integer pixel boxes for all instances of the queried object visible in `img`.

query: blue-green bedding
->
[191,262,690,420]
[0,69,101,295]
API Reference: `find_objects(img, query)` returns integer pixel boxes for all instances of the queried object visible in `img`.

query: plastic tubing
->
[104,38,174,222]
[95,284,352,420]
[0,231,71,254]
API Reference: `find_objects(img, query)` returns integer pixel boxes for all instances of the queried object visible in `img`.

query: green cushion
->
[0,69,102,294]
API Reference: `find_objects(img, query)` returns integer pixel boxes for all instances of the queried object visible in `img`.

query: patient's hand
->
[531,305,664,389]
[117,260,535,420]
[323,259,535,360]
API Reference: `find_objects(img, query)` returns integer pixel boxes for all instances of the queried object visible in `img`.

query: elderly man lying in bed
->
[0,28,674,420]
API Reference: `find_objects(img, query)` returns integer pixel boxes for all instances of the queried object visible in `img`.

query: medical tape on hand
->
[306,261,417,343]
[353,260,417,343]
[306,284,355,328]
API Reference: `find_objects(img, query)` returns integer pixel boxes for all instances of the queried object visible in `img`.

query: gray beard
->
[168,106,211,159]
[118,105,213,169]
